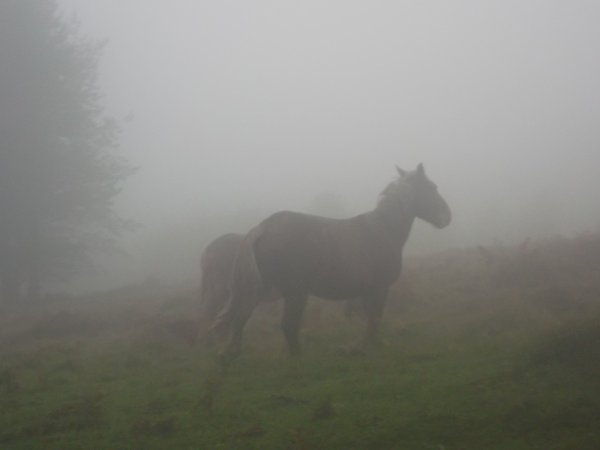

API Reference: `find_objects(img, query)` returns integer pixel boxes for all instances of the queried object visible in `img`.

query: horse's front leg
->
[281,293,308,356]
[361,288,389,346]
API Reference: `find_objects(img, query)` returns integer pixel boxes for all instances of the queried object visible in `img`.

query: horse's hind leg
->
[202,291,229,348]
[281,294,307,356]
[224,291,259,358]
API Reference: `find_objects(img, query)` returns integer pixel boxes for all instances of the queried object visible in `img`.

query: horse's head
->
[396,163,452,229]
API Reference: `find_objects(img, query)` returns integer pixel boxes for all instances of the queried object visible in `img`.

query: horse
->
[199,233,243,328]
[198,233,279,343]
[212,164,451,357]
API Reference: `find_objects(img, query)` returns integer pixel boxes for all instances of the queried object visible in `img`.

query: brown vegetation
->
[0,232,599,357]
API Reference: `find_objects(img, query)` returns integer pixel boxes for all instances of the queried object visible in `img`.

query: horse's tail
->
[195,251,215,345]
[198,253,210,312]
[209,225,265,334]
[199,255,225,321]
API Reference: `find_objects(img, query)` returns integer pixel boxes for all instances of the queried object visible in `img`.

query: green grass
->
[2,235,600,449]
[1,317,599,450]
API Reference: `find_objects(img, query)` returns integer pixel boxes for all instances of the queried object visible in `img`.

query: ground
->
[1,233,600,449]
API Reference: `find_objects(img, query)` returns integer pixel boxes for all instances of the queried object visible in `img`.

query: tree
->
[0,0,133,304]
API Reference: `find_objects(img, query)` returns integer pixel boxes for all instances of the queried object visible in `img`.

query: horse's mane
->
[376,176,413,213]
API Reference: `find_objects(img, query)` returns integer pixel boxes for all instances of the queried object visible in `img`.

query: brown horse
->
[213,164,451,356]
[199,233,279,341]
[199,233,243,327]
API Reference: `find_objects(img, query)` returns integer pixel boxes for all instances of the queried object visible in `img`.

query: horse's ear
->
[396,165,407,177]
[416,163,425,177]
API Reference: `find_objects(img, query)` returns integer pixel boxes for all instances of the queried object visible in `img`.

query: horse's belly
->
[309,260,399,300]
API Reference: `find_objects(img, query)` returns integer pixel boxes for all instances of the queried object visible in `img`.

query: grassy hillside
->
[1,233,600,449]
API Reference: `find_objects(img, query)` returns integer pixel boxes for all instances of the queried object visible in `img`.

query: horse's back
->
[256,210,348,263]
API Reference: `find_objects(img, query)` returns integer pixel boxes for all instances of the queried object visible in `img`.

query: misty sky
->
[58,0,600,254]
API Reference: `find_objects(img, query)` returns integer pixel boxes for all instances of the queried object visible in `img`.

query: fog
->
[57,0,600,288]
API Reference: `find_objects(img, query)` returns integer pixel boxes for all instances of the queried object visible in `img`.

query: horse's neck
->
[368,193,416,249]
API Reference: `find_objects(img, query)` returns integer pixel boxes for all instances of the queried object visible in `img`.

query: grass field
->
[1,234,600,449]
